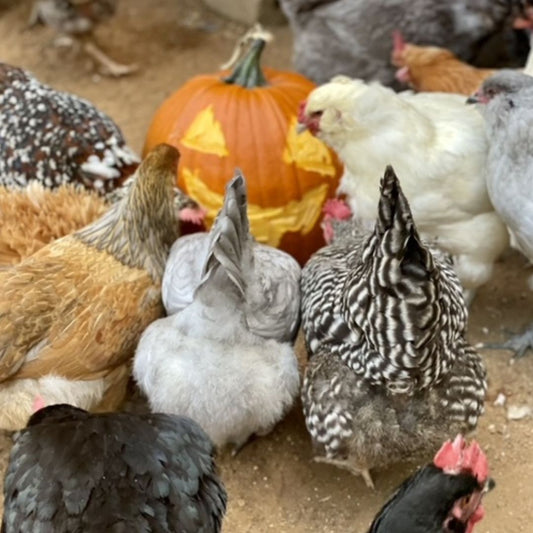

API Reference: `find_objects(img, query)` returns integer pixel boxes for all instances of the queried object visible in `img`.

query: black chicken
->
[1,404,227,532]
[368,435,493,533]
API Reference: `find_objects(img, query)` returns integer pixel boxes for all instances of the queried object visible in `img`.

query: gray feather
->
[163,170,301,343]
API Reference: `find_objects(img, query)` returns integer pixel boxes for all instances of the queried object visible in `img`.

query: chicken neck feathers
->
[76,144,179,281]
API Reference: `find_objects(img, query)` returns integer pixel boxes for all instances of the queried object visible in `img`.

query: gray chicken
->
[134,172,300,453]
[2,404,227,532]
[161,179,301,344]
[300,166,487,489]
[280,0,532,87]
[468,70,533,357]
[29,0,137,77]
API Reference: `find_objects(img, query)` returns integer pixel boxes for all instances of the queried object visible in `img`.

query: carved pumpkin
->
[143,35,342,265]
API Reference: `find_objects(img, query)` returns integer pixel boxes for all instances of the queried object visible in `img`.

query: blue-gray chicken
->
[280,0,532,87]
[162,174,301,344]
[134,172,300,453]
[1,404,227,532]
[300,166,487,489]
[468,69,533,357]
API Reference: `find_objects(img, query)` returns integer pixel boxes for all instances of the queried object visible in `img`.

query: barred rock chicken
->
[368,435,493,533]
[280,0,532,87]
[162,171,301,344]
[298,75,509,295]
[0,144,179,431]
[29,0,137,77]
[134,173,300,452]
[0,180,204,268]
[468,70,533,357]
[300,166,487,488]
[2,404,227,532]
[0,62,139,194]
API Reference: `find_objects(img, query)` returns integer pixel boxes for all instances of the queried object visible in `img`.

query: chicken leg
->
[313,456,375,490]
[484,322,533,359]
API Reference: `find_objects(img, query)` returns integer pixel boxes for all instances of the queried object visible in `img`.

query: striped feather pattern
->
[301,166,486,472]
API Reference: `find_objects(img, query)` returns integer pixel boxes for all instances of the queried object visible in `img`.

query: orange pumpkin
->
[143,37,343,265]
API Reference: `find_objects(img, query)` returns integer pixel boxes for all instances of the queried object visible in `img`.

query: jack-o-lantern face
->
[144,39,343,265]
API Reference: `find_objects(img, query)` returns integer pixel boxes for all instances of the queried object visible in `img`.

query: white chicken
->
[133,172,300,452]
[298,76,509,296]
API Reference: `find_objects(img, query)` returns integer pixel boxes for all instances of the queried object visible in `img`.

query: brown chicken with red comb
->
[368,435,493,533]
[391,31,497,95]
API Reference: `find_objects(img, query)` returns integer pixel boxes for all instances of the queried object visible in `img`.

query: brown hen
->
[0,144,179,431]
[391,32,496,95]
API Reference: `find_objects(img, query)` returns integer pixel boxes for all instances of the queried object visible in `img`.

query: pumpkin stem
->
[223,38,268,88]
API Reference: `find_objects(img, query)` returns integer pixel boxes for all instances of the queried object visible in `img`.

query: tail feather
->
[374,165,435,279]
[347,166,450,390]
[199,170,250,298]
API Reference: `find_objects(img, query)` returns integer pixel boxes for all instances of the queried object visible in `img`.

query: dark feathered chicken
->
[368,435,493,533]
[280,0,532,87]
[301,166,487,488]
[0,62,139,194]
[1,404,227,533]
[29,0,137,77]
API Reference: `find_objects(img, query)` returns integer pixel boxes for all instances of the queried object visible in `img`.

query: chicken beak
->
[466,93,480,104]
[296,122,308,134]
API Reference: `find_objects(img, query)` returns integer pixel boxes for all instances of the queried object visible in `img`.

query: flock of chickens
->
[0,0,532,532]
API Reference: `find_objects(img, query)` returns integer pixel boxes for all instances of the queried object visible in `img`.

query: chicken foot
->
[484,322,533,359]
[313,456,375,490]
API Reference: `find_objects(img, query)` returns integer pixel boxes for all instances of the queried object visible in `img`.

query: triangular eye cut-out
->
[180,105,229,157]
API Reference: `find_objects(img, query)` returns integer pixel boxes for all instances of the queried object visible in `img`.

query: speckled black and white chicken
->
[2,403,227,533]
[0,62,139,194]
[134,172,300,452]
[29,0,137,77]
[300,166,487,489]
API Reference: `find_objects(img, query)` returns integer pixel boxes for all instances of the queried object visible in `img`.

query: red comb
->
[322,198,352,219]
[178,206,207,225]
[392,30,406,54]
[433,435,489,483]
[32,395,46,413]
[297,100,307,124]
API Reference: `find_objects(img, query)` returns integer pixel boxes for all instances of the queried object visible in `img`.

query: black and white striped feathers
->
[0,62,139,194]
[300,166,486,486]
[1,405,227,533]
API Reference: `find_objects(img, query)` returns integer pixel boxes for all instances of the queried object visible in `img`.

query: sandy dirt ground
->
[0,1,532,532]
